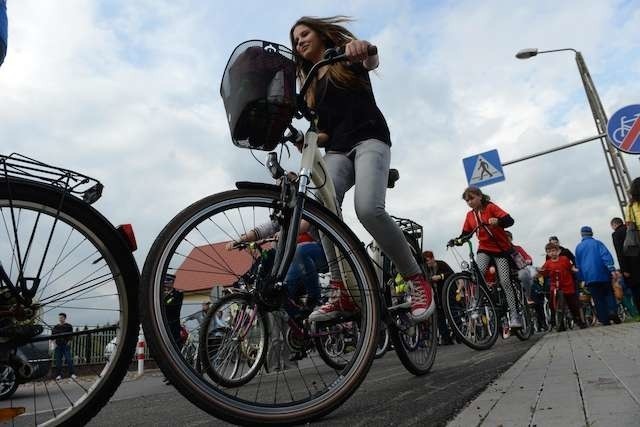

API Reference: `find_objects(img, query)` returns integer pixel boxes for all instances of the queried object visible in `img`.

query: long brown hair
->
[289,16,368,107]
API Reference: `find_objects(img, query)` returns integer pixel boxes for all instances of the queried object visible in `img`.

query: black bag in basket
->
[220,41,297,151]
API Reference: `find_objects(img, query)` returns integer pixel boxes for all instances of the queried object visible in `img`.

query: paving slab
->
[449,322,640,427]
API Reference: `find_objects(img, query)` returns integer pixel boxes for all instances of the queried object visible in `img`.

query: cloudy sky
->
[2,0,639,272]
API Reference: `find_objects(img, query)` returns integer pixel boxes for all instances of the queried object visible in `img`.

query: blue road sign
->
[463,149,505,187]
[607,104,640,154]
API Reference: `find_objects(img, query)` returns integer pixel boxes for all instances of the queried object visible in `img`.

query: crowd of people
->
[426,177,640,345]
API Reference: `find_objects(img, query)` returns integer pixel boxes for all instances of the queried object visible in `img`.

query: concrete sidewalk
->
[449,322,640,426]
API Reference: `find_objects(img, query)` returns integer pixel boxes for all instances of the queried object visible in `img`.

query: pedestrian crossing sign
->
[462,149,505,187]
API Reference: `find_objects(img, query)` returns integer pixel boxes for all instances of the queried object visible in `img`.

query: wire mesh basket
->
[391,215,424,253]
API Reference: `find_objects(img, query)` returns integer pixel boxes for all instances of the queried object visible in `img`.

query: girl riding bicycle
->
[290,16,433,321]
[456,186,522,328]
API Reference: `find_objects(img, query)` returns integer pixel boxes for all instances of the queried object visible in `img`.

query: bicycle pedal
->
[387,302,411,312]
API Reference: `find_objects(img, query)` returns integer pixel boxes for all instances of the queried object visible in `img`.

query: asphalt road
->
[87,334,540,426]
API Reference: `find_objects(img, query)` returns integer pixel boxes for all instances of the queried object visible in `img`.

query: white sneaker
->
[55,375,62,381]
[71,374,77,380]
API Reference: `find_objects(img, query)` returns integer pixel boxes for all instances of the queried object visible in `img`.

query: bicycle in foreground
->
[442,228,532,350]
[0,153,139,425]
[140,40,436,425]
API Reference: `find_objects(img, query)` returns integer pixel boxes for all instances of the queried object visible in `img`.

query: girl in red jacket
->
[458,186,522,327]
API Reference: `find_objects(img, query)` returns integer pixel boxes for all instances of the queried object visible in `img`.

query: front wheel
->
[200,293,267,387]
[0,365,18,401]
[555,290,567,331]
[514,282,533,341]
[442,272,499,351]
[140,187,380,425]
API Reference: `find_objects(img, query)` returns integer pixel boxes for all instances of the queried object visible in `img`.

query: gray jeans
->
[323,140,420,278]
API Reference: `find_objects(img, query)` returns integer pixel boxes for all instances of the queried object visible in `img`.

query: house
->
[173,241,255,308]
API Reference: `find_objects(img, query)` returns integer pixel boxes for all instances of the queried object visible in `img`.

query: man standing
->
[611,217,640,312]
[52,313,76,380]
[575,226,619,325]
[423,251,455,345]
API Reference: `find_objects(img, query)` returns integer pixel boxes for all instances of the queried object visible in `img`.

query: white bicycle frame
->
[294,127,360,300]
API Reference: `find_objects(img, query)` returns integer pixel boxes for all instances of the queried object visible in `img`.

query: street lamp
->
[515,47,633,215]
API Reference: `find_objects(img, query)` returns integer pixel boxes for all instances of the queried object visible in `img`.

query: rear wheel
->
[0,179,138,425]
[140,187,380,425]
[389,311,437,375]
[443,272,499,351]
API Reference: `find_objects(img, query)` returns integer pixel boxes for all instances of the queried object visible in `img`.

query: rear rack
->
[391,215,423,252]
[0,153,103,204]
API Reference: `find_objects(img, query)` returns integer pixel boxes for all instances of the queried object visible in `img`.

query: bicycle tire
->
[555,290,567,331]
[0,364,18,400]
[388,311,437,375]
[514,281,533,341]
[140,187,380,425]
[200,293,267,387]
[442,272,499,351]
[0,178,139,426]
[382,231,437,374]
[374,326,389,359]
[314,321,358,370]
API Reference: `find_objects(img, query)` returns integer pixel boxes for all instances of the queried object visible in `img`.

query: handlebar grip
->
[324,44,378,60]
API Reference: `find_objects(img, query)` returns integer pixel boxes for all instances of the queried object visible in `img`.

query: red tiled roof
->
[173,242,254,292]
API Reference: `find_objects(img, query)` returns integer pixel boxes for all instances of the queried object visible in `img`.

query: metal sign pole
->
[575,52,632,215]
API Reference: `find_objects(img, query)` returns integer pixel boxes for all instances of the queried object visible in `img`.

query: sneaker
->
[71,374,77,380]
[406,274,435,321]
[55,375,62,381]
[309,280,356,321]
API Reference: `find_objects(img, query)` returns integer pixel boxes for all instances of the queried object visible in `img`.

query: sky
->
[2,0,640,272]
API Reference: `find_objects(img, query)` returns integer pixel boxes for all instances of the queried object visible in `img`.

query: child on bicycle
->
[290,16,434,321]
[539,242,586,330]
[226,219,326,319]
[455,186,522,327]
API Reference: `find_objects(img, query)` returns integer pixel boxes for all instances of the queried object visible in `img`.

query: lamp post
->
[516,48,632,215]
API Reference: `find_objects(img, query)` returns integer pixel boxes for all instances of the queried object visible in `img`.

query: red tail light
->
[117,224,137,252]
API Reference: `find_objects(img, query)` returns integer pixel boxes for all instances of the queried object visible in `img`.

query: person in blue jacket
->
[575,225,620,325]
[0,0,7,66]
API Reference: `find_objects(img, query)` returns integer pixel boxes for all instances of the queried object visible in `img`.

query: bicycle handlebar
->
[230,237,277,251]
